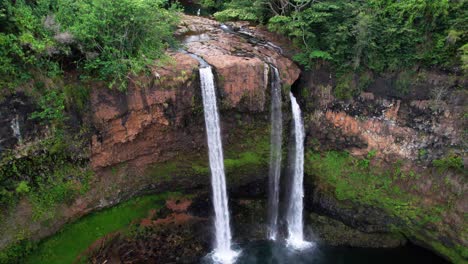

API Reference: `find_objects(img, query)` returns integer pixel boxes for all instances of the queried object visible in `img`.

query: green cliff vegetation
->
[0,0,179,92]
[0,127,91,212]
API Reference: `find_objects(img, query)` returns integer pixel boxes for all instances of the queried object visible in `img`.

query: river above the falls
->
[202,240,449,264]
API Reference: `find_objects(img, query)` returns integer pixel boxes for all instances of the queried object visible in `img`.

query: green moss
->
[192,164,210,175]
[306,151,443,223]
[146,153,209,184]
[357,71,373,92]
[225,152,262,168]
[0,239,35,264]
[224,124,270,183]
[22,192,177,264]
[432,155,464,173]
[143,121,270,189]
[149,162,179,181]
[29,165,93,221]
[395,70,415,96]
[334,73,355,100]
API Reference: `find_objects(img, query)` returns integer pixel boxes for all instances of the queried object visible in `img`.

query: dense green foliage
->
[432,155,464,172]
[0,81,92,210]
[0,0,179,91]
[210,0,467,76]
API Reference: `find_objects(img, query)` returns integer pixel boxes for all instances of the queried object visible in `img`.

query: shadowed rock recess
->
[0,15,466,263]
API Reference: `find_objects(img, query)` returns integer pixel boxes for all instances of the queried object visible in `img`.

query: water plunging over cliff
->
[286,92,313,249]
[199,65,238,263]
[267,66,283,241]
[10,115,21,143]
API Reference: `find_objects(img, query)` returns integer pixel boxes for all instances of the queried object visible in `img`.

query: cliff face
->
[299,67,467,262]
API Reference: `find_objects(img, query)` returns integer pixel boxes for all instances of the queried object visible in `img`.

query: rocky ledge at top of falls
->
[179,15,299,112]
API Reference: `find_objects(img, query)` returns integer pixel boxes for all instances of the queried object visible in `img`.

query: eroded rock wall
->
[298,67,467,262]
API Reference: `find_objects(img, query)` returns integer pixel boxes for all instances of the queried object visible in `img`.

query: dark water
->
[202,240,449,264]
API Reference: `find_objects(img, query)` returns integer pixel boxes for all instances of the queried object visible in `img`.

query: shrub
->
[213,0,267,22]
[432,155,464,172]
[60,0,179,90]
[15,181,30,194]
[0,0,180,92]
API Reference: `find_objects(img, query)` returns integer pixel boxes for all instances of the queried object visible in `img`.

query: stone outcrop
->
[0,93,43,155]
[180,15,300,112]
[90,52,200,169]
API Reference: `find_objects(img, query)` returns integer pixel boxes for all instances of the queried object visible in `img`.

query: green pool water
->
[25,193,176,264]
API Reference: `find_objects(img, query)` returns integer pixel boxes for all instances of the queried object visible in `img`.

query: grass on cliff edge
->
[23,192,178,264]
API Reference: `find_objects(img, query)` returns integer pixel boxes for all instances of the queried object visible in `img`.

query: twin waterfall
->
[286,92,313,249]
[267,66,282,241]
[266,66,312,249]
[200,62,310,263]
[199,66,238,263]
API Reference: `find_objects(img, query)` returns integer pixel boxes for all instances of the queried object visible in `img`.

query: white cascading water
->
[267,66,283,241]
[199,66,239,263]
[286,92,313,249]
[10,115,21,143]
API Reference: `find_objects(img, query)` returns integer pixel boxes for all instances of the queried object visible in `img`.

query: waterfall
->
[286,92,313,249]
[199,66,238,263]
[10,115,22,143]
[267,66,283,241]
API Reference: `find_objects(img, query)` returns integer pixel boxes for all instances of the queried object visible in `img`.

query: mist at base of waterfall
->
[200,240,449,264]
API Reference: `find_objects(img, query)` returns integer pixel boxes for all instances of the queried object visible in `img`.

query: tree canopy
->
[207,0,467,75]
